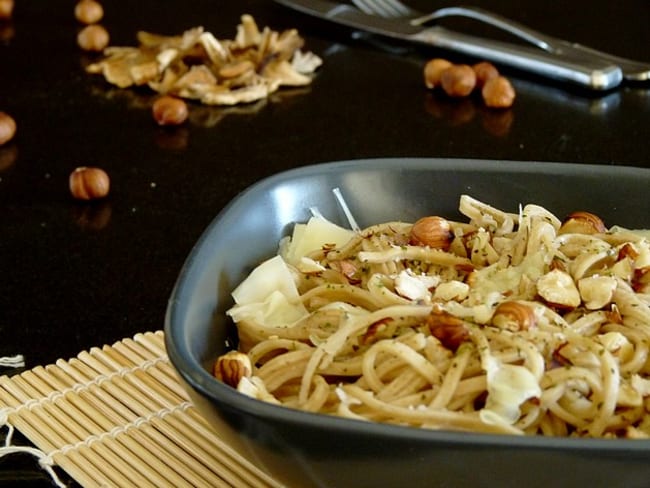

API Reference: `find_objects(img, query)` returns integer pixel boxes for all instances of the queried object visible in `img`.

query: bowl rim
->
[165,157,650,451]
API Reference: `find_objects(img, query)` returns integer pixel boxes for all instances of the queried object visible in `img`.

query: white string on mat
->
[0,354,25,368]
[0,408,67,488]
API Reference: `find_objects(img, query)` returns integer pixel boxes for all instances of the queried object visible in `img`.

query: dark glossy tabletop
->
[1,0,649,485]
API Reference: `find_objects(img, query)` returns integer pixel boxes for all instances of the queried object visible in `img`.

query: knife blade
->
[274,0,623,90]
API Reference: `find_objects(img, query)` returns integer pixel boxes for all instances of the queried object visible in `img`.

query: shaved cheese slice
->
[480,363,541,426]
[228,255,308,327]
[232,255,300,304]
[282,216,355,264]
[227,290,307,327]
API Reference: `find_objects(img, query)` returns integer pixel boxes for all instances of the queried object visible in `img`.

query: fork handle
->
[412,6,554,51]
[414,6,650,81]
[411,26,622,90]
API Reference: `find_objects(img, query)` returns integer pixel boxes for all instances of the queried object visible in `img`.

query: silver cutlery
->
[275,0,624,90]
[351,0,650,82]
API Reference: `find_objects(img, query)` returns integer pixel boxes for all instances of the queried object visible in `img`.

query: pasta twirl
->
[214,195,650,439]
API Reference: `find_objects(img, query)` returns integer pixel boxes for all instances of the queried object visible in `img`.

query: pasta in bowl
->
[217,194,650,439]
[165,158,650,488]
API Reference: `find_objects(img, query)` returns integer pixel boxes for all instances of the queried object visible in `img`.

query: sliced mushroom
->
[86,16,322,107]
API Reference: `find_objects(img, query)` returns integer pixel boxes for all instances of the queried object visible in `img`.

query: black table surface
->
[1,0,649,485]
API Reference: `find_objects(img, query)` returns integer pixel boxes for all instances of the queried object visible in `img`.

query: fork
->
[350,0,650,81]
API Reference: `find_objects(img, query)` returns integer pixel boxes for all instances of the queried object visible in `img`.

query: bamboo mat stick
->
[116,340,189,399]
[29,366,180,488]
[45,367,200,488]
[80,342,260,486]
[0,379,115,487]
[5,370,161,488]
[62,358,225,487]
[0,331,282,488]
[109,341,281,488]
[79,349,268,488]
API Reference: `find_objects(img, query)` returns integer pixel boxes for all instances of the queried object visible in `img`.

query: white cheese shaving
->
[231,255,300,304]
[394,270,439,301]
[481,361,541,427]
[297,256,326,273]
[227,255,308,327]
[281,216,356,265]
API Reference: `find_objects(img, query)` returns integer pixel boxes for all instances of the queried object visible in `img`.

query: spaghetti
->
[215,195,650,438]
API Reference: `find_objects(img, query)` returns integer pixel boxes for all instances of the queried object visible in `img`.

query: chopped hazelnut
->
[213,351,252,388]
[558,211,607,235]
[492,301,537,331]
[426,306,469,351]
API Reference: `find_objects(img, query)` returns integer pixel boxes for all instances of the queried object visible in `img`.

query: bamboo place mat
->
[0,330,283,488]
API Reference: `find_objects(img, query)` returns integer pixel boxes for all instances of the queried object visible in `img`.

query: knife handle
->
[411,26,622,90]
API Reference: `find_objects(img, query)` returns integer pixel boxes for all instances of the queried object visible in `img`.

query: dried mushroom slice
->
[201,84,270,106]
[86,15,322,106]
[263,59,313,87]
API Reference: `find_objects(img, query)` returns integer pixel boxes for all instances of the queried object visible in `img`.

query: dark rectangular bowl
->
[165,158,650,488]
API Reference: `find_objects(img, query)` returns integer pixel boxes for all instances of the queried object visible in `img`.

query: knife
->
[274,0,623,90]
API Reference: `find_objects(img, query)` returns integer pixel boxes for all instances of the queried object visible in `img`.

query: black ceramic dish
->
[165,158,650,488]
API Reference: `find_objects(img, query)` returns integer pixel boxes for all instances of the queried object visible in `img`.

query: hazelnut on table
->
[440,64,476,98]
[482,76,516,108]
[74,0,104,25]
[77,24,109,52]
[423,58,453,89]
[0,112,16,146]
[0,0,14,20]
[472,61,499,88]
[69,167,110,200]
[152,96,189,126]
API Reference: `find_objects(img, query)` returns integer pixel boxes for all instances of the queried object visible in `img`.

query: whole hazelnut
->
[77,24,109,52]
[423,58,452,89]
[69,166,110,200]
[152,96,189,126]
[74,0,104,24]
[0,0,14,20]
[410,216,454,250]
[0,111,16,146]
[472,61,499,88]
[558,211,606,235]
[440,64,476,98]
[482,76,516,108]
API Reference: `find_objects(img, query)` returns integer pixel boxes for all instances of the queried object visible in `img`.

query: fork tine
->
[349,0,395,18]
[352,0,416,18]
[349,0,379,16]
[350,0,397,17]
[378,0,416,16]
